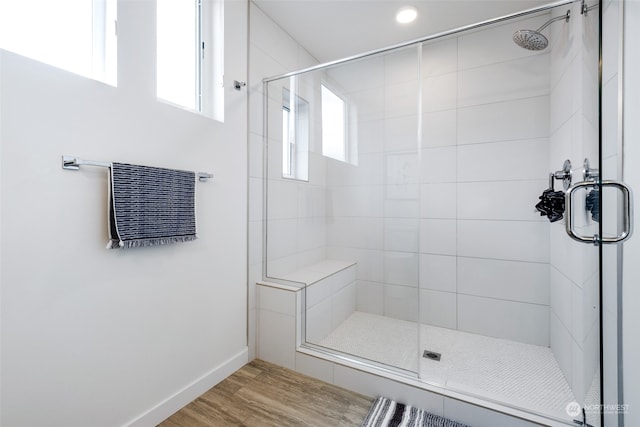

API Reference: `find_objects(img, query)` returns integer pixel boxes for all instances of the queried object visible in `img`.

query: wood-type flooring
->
[159,359,374,427]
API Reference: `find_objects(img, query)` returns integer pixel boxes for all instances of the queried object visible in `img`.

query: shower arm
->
[535,10,571,33]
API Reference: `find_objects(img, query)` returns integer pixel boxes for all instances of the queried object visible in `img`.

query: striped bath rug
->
[361,396,471,427]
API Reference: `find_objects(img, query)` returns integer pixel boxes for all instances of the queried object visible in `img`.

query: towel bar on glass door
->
[61,155,213,182]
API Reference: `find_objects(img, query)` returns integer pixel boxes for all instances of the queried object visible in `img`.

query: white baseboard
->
[125,347,249,427]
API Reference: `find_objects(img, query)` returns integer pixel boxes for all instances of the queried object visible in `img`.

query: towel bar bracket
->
[198,172,214,182]
[62,155,111,171]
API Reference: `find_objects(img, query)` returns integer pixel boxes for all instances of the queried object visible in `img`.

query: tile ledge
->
[257,280,303,292]
[265,259,357,286]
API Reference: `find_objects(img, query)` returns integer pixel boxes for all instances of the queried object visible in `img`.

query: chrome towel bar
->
[61,155,213,182]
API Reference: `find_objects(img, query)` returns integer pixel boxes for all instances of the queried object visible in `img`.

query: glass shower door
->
[415,3,612,425]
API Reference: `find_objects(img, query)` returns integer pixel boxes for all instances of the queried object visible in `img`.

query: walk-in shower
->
[261,1,611,426]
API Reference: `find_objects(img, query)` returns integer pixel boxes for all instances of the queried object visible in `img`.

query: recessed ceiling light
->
[396,6,418,24]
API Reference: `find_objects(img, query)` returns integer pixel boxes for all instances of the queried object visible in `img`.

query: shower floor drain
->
[423,350,441,361]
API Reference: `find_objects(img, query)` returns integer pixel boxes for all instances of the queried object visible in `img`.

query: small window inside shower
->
[282,88,309,181]
[321,84,347,162]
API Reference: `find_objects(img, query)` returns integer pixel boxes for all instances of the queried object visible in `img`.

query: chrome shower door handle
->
[565,180,633,245]
[601,181,634,244]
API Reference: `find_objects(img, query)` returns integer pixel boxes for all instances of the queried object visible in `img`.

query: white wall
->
[0,1,248,426]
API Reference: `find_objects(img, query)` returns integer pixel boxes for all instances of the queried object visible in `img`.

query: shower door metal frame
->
[263,0,577,84]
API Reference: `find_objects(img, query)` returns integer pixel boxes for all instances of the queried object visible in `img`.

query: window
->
[282,86,309,181]
[157,0,224,121]
[321,84,347,162]
[0,0,117,86]
[156,0,198,110]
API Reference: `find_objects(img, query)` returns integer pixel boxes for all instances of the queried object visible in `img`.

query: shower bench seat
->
[256,259,357,370]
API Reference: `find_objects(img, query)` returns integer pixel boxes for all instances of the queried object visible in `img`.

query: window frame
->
[281,86,310,182]
[0,0,117,86]
[156,0,224,121]
[282,105,295,179]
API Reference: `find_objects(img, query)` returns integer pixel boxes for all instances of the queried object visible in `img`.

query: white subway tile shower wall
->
[457,96,550,145]
[457,294,550,346]
[321,13,556,346]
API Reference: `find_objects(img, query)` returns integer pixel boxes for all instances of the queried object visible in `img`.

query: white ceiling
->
[252,0,553,63]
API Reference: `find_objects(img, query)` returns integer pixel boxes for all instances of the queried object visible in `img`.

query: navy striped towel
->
[107,162,197,249]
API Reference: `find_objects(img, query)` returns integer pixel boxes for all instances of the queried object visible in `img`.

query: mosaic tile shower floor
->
[320,311,577,423]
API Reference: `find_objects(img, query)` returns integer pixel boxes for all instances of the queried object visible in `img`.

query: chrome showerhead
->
[513,29,548,51]
[513,9,570,51]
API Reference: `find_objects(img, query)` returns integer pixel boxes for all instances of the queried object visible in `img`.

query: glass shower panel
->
[417,34,459,390]
[264,45,422,376]
[376,45,422,375]
[416,3,603,425]
[264,73,318,280]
